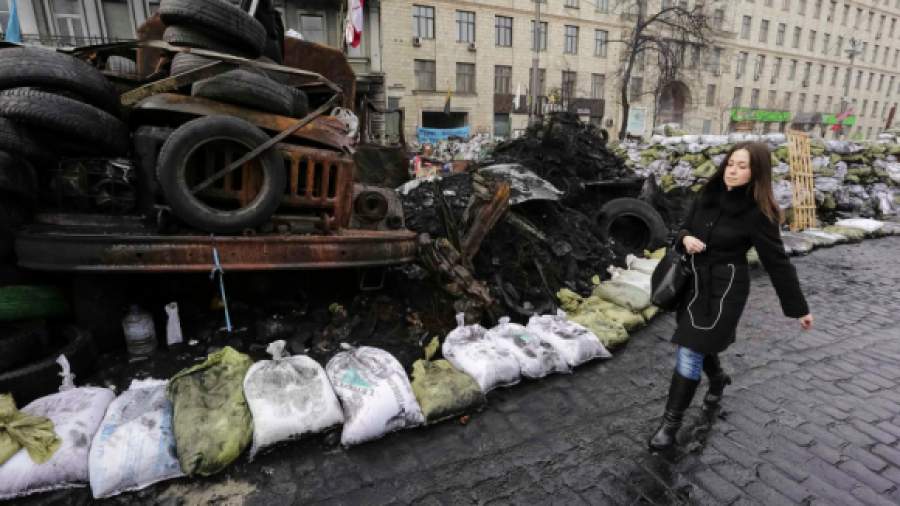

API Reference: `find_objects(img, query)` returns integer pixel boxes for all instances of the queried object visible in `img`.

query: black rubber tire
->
[0,118,52,164]
[163,25,252,56]
[0,151,37,200]
[192,69,293,116]
[0,88,130,156]
[169,52,219,76]
[596,198,668,254]
[156,115,286,233]
[289,87,309,117]
[0,192,30,263]
[0,320,48,374]
[106,55,137,75]
[0,326,97,406]
[159,0,266,56]
[0,47,120,114]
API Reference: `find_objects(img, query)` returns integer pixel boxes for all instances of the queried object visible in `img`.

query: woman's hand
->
[682,235,706,255]
[799,314,814,330]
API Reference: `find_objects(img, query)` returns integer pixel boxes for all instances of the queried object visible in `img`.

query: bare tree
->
[610,1,714,140]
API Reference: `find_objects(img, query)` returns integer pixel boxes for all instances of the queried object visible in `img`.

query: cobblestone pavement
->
[25,236,900,505]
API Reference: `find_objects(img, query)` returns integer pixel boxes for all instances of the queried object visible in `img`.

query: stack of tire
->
[160,0,309,118]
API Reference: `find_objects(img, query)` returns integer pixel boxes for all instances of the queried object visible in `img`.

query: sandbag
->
[88,379,183,499]
[441,313,520,393]
[823,225,865,241]
[486,317,570,379]
[834,218,884,233]
[0,356,114,500]
[526,310,611,367]
[592,280,652,312]
[625,254,660,274]
[243,341,343,459]
[780,233,814,255]
[608,268,652,294]
[326,344,424,446]
[410,359,484,424]
[567,311,630,348]
[168,346,253,477]
[0,394,59,466]
[799,230,842,247]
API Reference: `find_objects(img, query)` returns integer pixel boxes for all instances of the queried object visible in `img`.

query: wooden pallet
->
[787,130,817,231]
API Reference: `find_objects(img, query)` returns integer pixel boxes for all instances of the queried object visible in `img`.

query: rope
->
[210,241,233,333]
[686,254,735,331]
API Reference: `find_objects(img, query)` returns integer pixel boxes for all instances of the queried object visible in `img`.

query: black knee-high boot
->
[701,354,732,409]
[648,372,700,451]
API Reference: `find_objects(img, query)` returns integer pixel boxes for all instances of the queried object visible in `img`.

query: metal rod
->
[529,0,541,126]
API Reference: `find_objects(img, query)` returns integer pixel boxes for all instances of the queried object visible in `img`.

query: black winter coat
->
[671,180,809,354]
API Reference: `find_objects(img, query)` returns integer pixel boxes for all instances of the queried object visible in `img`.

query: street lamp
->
[838,38,863,138]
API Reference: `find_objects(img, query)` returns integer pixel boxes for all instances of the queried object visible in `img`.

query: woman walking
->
[648,142,814,452]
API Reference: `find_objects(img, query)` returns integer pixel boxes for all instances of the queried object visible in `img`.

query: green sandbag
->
[823,225,865,242]
[821,194,836,210]
[692,160,716,178]
[660,174,677,192]
[411,359,484,424]
[568,312,629,348]
[0,394,61,465]
[557,288,584,313]
[580,296,646,330]
[774,146,789,161]
[829,154,841,164]
[642,305,660,321]
[681,153,706,166]
[168,346,253,477]
[592,281,651,312]
[690,183,704,192]
[0,285,68,322]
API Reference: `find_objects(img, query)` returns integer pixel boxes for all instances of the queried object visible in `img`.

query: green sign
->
[821,113,857,126]
[729,108,791,123]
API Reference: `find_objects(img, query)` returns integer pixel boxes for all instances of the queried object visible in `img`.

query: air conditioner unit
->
[412,36,421,47]
[467,42,477,52]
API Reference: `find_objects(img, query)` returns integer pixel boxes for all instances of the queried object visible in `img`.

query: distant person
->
[648,142,814,452]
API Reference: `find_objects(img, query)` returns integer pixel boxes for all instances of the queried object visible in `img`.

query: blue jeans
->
[675,346,705,380]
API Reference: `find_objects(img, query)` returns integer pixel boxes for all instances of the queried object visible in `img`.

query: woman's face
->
[724,149,752,189]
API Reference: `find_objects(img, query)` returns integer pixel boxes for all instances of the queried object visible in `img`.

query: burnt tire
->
[0,88,130,156]
[159,0,266,57]
[0,118,52,164]
[169,52,219,76]
[0,192,31,263]
[156,115,286,233]
[192,69,293,116]
[0,47,120,114]
[163,25,250,56]
[289,87,309,117]
[0,320,48,373]
[0,151,38,201]
[0,325,97,405]
[596,198,668,254]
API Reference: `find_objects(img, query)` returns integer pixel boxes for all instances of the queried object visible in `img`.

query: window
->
[702,119,712,135]
[818,64,825,84]
[495,16,512,47]
[776,23,786,46]
[564,25,578,54]
[690,45,701,68]
[789,59,798,80]
[531,21,547,51]
[456,63,475,93]
[413,5,435,39]
[736,51,748,78]
[630,77,643,102]
[883,47,889,66]
[773,57,782,81]
[831,66,839,86]
[873,100,879,117]
[792,27,801,48]
[456,11,475,43]
[591,73,605,99]
[803,62,812,83]
[759,20,770,43]
[868,11,874,31]
[862,99,868,116]
[494,114,511,138]
[784,91,792,109]
[741,16,752,39]
[813,0,822,18]
[868,72,874,90]
[766,0,773,5]
[823,33,830,55]
[783,0,790,11]
[841,4,849,25]
[826,96,833,111]
[529,68,546,96]
[713,9,725,29]
[708,47,723,70]
[751,88,760,108]
[594,29,608,57]
[733,87,744,107]
[844,68,851,89]
[561,71,577,100]
[768,90,777,107]
[798,92,806,112]
[813,94,820,111]
[890,76,896,96]
[862,42,867,60]
[872,45,878,64]
[706,84,716,106]
[414,59,436,90]
[596,0,609,13]
[891,18,897,38]
[798,0,807,14]
[895,49,900,68]
[856,70,863,89]
[50,0,88,45]
[828,1,836,21]
[808,30,816,52]
[835,36,843,57]
[755,54,766,80]
[494,65,512,94]
[855,7,863,29]
[565,0,578,7]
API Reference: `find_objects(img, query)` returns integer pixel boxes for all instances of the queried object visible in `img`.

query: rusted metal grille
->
[277,143,354,230]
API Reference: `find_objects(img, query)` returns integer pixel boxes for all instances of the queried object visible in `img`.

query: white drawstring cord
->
[687,254,735,331]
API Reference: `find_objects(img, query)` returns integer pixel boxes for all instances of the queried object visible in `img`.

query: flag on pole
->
[5,0,22,44]
[443,89,452,115]
[344,0,364,48]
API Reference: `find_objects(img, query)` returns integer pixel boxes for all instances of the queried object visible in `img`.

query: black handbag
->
[650,244,692,310]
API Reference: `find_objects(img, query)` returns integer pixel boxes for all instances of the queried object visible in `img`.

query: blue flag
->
[5,0,21,43]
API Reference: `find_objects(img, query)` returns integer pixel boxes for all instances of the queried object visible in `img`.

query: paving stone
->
[804,474,868,506]
[838,460,896,494]
[850,420,899,445]
[850,485,899,506]
[842,445,889,473]
[743,479,796,506]
[693,468,743,504]
[755,463,813,503]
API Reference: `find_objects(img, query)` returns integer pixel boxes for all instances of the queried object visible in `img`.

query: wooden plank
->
[787,130,816,231]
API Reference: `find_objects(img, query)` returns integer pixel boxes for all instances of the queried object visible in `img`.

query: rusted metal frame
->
[460,182,511,269]
[190,95,341,195]
[120,60,235,106]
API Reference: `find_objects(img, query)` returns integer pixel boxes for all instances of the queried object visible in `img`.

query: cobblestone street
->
[26,236,900,505]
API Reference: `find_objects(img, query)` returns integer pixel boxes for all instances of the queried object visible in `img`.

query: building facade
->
[380,0,900,141]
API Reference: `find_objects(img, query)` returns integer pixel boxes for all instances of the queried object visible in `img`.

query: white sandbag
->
[800,229,844,246]
[486,317,570,379]
[442,313,521,393]
[834,218,884,233]
[526,310,611,367]
[765,133,787,144]
[700,135,728,146]
[88,379,183,499]
[0,356,115,500]
[814,177,841,192]
[773,179,793,209]
[326,344,424,446]
[244,341,344,458]
[681,134,699,144]
[608,268,652,293]
[625,254,660,274]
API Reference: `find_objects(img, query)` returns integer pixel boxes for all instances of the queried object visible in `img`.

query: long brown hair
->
[707,142,783,224]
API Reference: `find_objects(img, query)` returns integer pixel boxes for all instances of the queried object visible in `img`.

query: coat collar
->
[701,179,756,216]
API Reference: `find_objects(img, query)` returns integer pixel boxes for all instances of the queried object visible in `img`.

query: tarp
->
[417,126,470,143]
